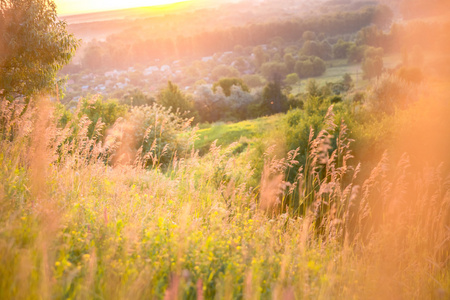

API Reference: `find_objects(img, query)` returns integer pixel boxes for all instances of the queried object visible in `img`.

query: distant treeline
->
[82,5,392,70]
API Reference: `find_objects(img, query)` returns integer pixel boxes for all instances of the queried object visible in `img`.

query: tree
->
[347,44,367,63]
[194,85,226,122]
[0,0,79,98]
[211,64,240,81]
[284,53,296,73]
[233,57,249,73]
[242,74,266,88]
[260,62,288,80]
[333,39,353,59]
[305,79,321,98]
[157,81,194,116]
[302,31,317,41]
[301,41,321,57]
[261,81,287,115]
[253,46,268,69]
[341,73,354,91]
[373,5,393,28]
[295,56,326,78]
[362,57,383,79]
[224,85,254,120]
[366,74,414,114]
[212,77,249,97]
[285,73,300,85]
[301,41,331,60]
[362,47,384,79]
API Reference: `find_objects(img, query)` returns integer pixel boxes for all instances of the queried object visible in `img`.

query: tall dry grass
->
[0,96,448,299]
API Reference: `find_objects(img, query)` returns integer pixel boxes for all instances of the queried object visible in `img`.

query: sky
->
[54,0,192,15]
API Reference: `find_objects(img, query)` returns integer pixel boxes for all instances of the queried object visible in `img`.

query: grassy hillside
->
[0,93,448,299]
[195,115,283,155]
[1,1,449,298]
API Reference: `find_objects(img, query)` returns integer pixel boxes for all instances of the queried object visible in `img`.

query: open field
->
[0,92,448,299]
[291,54,402,94]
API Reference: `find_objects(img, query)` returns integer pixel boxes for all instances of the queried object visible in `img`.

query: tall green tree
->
[157,81,194,116]
[284,53,296,73]
[0,0,79,98]
[261,81,287,115]
[362,47,384,79]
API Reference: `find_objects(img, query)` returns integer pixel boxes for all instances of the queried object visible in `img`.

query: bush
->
[78,95,128,138]
[285,73,300,85]
[157,81,195,118]
[397,66,423,84]
[365,73,416,114]
[362,56,383,79]
[126,104,196,168]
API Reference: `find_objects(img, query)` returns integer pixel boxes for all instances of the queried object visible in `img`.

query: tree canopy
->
[0,0,79,98]
[157,81,194,116]
[212,77,250,97]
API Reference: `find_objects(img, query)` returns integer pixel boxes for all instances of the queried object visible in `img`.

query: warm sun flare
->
[1,0,449,298]
[55,0,192,15]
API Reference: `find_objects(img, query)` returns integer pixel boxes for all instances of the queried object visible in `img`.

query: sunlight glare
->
[55,0,192,15]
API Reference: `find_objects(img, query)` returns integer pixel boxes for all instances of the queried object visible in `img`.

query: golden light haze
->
[54,0,192,15]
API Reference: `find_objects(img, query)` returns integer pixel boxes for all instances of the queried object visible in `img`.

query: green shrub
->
[157,81,195,117]
[127,104,196,168]
[365,74,416,114]
[285,73,300,85]
[78,95,128,138]
[361,47,384,79]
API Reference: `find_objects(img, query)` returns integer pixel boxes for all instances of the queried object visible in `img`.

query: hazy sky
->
[54,0,191,15]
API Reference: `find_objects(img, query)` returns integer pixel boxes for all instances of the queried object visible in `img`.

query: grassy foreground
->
[0,98,449,300]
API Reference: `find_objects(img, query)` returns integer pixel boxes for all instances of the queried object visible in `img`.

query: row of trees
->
[145,70,359,124]
[258,55,327,80]
[80,5,393,70]
[158,79,288,123]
